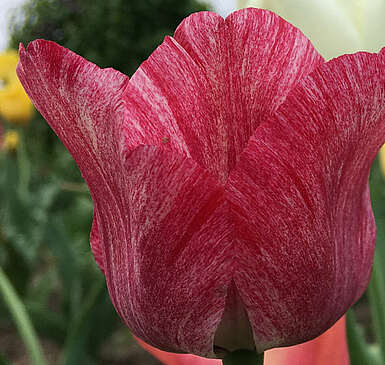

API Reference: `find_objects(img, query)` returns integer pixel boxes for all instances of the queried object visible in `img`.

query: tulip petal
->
[90,208,104,273]
[137,336,221,365]
[122,8,323,183]
[266,316,349,365]
[98,145,233,357]
[227,50,385,351]
[17,40,129,269]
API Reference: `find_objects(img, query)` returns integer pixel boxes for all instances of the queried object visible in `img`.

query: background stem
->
[0,266,47,365]
[222,350,264,365]
[367,251,385,362]
[346,309,381,365]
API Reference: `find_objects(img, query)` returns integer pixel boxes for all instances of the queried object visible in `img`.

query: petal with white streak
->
[227,50,385,351]
[17,40,129,269]
[122,9,323,183]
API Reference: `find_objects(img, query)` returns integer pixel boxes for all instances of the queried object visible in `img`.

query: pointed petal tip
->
[174,10,225,36]
[17,40,61,73]
[18,42,25,54]
[16,44,26,77]
[175,7,279,29]
[21,39,46,55]
[19,39,79,63]
[178,7,278,24]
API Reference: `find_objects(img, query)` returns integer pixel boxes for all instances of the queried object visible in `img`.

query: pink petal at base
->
[137,316,348,365]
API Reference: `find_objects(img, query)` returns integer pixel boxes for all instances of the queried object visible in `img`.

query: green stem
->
[222,350,264,365]
[367,251,385,362]
[346,309,381,365]
[16,130,31,199]
[0,266,47,365]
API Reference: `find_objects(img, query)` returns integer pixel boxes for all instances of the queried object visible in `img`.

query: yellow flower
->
[1,130,19,151]
[0,50,34,124]
[237,0,385,60]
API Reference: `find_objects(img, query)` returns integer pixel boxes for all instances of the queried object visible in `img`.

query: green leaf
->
[369,158,385,362]
[0,266,47,365]
[346,310,381,365]
[60,278,106,365]
[367,252,385,362]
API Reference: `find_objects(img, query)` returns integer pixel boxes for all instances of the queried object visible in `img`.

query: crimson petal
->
[122,9,323,184]
[17,40,233,356]
[227,50,385,351]
[17,40,129,271]
[104,145,232,356]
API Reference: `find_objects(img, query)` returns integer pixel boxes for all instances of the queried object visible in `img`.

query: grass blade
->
[0,266,47,365]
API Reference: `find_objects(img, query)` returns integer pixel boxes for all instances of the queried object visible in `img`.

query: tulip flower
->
[17,8,385,362]
[0,50,34,124]
[237,0,385,60]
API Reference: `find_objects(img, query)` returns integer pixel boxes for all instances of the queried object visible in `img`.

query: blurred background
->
[0,0,384,364]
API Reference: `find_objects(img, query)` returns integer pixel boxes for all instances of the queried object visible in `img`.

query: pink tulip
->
[137,316,348,364]
[17,8,385,359]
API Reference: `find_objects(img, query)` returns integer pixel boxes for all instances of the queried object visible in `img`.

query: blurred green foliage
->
[10,0,209,76]
[1,0,209,364]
